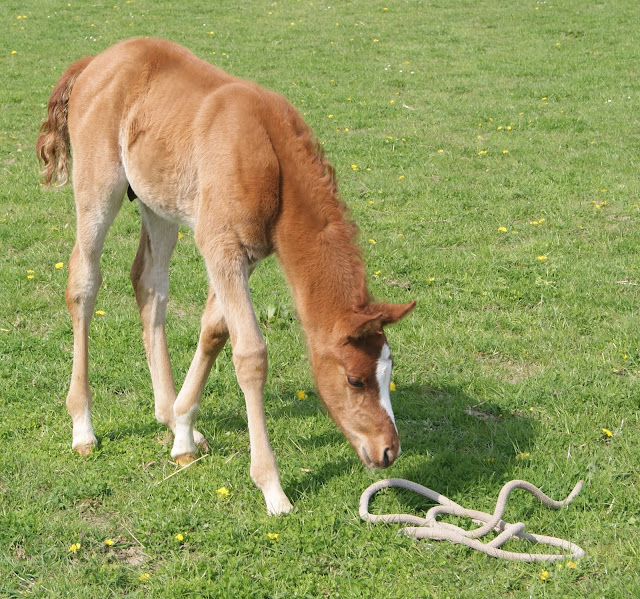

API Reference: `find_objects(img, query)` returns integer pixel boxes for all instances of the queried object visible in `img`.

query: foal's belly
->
[123,133,199,228]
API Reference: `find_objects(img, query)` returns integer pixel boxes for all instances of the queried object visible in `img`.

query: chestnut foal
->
[37,38,415,515]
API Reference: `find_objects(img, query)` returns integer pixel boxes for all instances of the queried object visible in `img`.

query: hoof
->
[174,453,197,467]
[197,437,211,452]
[75,443,96,456]
[193,429,209,451]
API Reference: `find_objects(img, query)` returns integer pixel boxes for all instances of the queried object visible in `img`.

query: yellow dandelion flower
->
[266,532,279,542]
[372,38,379,43]
[498,227,508,233]
[297,390,308,400]
[477,150,487,155]
[540,570,549,581]
[502,149,509,154]
[27,275,34,279]
[55,262,64,269]
[389,381,396,391]
[428,277,435,282]
[537,255,548,261]
[389,100,395,104]
[177,231,183,240]
[68,542,81,553]
[437,149,444,153]
[368,239,376,244]
[328,114,334,118]
[11,50,17,55]
[566,560,577,569]
[139,573,150,581]
[515,452,531,460]
[374,270,381,275]
[398,175,404,180]
[175,533,184,542]
[351,164,358,170]
[602,428,613,438]
[95,310,105,316]
[105,538,115,546]
[216,487,230,497]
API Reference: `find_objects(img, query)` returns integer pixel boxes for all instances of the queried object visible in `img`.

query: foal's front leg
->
[171,250,292,515]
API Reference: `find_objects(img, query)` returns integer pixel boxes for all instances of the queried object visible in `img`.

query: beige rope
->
[360,478,585,562]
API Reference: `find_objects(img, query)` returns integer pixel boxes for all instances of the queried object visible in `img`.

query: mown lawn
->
[1,0,638,597]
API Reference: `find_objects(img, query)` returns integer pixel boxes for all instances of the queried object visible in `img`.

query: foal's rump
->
[64,38,281,236]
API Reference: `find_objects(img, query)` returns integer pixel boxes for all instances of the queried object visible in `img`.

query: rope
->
[360,478,585,562]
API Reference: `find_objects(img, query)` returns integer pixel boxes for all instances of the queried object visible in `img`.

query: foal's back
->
[69,38,281,232]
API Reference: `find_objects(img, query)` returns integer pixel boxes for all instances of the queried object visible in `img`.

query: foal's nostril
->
[382,447,391,468]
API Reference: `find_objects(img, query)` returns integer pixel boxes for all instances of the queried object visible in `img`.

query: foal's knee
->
[232,343,268,388]
[201,322,229,357]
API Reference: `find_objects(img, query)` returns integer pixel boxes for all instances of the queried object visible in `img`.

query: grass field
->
[1,0,639,596]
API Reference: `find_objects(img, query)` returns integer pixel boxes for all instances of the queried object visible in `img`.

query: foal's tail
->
[36,56,93,186]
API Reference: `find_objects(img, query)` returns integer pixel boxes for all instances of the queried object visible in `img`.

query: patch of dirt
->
[473,352,542,384]
[116,545,147,566]
[464,406,498,421]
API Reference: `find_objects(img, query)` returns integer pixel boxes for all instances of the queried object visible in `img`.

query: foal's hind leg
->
[130,204,208,447]
[66,173,126,453]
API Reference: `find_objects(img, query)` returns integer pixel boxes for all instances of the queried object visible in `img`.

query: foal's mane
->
[271,100,372,314]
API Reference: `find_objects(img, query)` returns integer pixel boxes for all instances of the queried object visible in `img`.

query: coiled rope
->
[360,478,585,562]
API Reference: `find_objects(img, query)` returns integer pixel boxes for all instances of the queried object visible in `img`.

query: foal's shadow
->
[274,382,539,508]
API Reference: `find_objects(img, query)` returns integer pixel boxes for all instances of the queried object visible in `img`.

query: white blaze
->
[376,343,396,429]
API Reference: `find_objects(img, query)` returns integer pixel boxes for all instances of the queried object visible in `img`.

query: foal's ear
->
[373,300,417,326]
[343,311,385,341]
[342,301,416,341]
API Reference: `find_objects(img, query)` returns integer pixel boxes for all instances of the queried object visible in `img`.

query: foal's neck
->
[271,119,370,341]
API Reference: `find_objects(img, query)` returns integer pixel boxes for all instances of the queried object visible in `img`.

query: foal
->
[37,38,415,515]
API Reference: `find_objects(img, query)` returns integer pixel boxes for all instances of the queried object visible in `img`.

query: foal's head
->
[311,301,416,469]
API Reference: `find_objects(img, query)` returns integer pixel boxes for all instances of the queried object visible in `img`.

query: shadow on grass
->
[95,379,538,513]
[268,382,540,507]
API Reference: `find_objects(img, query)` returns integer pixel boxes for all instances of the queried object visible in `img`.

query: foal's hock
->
[37,38,415,514]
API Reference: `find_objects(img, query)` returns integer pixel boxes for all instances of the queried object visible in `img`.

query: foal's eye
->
[347,376,364,388]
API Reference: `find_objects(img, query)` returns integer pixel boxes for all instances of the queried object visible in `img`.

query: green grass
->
[1,0,639,596]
